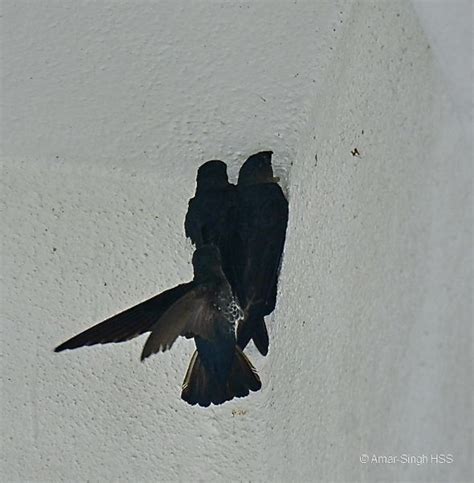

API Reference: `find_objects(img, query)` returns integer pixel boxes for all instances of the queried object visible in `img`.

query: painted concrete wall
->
[1,1,471,482]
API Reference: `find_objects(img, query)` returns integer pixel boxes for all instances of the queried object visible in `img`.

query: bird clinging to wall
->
[56,245,261,407]
[233,151,288,355]
[142,245,262,406]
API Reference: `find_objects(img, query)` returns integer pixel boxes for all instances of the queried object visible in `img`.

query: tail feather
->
[233,346,261,392]
[182,351,211,407]
[237,315,269,356]
[181,347,261,407]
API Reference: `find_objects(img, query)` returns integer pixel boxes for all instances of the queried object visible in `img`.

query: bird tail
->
[181,347,261,407]
[237,314,269,356]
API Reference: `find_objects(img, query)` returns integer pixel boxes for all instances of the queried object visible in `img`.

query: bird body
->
[233,152,289,355]
[184,160,238,290]
[55,245,261,407]
[235,181,288,315]
[140,245,261,406]
[185,186,237,247]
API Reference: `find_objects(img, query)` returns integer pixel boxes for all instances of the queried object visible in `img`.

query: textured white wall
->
[1,1,471,482]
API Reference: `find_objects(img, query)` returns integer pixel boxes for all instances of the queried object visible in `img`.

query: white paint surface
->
[1,1,471,481]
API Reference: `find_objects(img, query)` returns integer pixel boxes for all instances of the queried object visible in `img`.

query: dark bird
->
[55,245,261,407]
[141,245,261,406]
[233,151,289,355]
[184,160,238,289]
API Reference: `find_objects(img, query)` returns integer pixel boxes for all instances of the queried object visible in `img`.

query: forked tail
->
[181,347,261,407]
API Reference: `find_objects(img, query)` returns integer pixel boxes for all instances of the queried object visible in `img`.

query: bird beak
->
[272,176,280,182]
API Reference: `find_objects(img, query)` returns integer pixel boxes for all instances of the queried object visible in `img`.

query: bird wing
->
[141,286,217,360]
[258,188,288,311]
[54,282,193,352]
[239,184,288,313]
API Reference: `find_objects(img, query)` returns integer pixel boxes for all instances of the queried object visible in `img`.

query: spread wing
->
[141,286,217,360]
[54,282,193,352]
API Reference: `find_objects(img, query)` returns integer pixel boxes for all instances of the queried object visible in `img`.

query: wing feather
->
[141,287,216,360]
[54,282,193,352]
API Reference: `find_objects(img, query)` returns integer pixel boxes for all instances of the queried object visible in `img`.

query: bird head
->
[237,151,279,186]
[196,160,229,192]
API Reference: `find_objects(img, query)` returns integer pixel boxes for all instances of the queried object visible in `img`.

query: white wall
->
[1,1,471,482]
